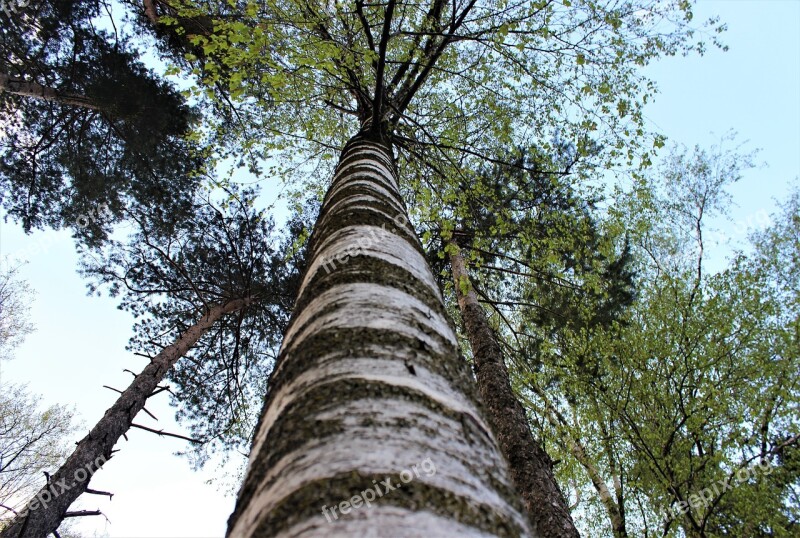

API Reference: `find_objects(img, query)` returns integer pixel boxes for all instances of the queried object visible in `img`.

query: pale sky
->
[0,1,798,536]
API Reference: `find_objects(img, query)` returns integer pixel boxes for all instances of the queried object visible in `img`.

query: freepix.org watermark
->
[661,459,773,524]
[319,213,409,274]
[321,457,436,523]
[16,454,108,517]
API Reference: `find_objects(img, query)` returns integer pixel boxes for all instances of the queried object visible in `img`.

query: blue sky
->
[0,1,798,536]
[642,0,800,230]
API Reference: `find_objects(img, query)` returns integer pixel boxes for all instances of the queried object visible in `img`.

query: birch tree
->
[507,143,799,537]
[226,129,534,536]
[126,0,723,534]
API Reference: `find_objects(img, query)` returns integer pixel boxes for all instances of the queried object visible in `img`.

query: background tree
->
[92,187,303,472]
[512,141,799,537]
[0,0,205,246]
[0,384,77,524]
[0,263,34,361]
[0,187,296,538]
[0,265,79,535]
[423,143,634,536]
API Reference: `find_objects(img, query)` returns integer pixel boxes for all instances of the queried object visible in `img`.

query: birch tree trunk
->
[0,73,104,111]
[0,299,249,538]
[227,133,532,537]
[521,386,627,537]
[448,242,580,538]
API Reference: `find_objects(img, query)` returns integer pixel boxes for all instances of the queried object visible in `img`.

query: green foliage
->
[0,383,77,522]
[441,142,634,348]
[513,142,799,537]
[142,0,724,201]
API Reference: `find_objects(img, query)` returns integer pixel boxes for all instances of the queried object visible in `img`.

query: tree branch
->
[371,0,396,131]
[130,423,203,444]
[63,510,102,518]
[85,488,114,500]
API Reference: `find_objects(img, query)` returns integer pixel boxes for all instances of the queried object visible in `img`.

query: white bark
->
[0,73,104,111]
[228,135,533,537]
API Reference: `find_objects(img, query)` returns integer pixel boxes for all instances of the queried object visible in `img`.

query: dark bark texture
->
[0,300,248,538]
[449,242,580,538]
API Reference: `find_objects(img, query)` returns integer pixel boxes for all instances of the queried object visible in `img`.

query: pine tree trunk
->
[227,133,532,537]
[0,73,103,111]
[448,242,580,538]
[0,299,249,538]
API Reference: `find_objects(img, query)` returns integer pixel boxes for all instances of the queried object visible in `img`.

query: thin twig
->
[148,385,176,399]
[0,503,19,516]
[85,488,114,500]
[130,423,203,444]
[140,407,158,421]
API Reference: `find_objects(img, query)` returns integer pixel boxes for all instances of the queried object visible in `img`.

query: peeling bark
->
[448,241,580,538]
[0,299,250,538]
[227,133,532,537]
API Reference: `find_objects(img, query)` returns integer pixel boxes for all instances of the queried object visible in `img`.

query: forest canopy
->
[0,1,796,537]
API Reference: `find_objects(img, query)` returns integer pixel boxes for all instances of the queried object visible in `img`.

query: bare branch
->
[85,488,114,500]
[63,510,102,518]
[372,0,396,130]
[130,423,203,444]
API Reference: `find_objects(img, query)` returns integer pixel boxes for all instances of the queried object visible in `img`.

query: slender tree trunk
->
[227,132,532,537]
[523,388,628,538]
[448,241,580,538]
[0,73,103,111]
[0,299,249,538]
[569,437,627,538]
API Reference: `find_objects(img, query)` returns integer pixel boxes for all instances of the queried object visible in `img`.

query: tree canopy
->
[78,186,303,471]
[513,143,800,536]
[1,0,205,246]
[2,1,796,537]
[139,0,724,190]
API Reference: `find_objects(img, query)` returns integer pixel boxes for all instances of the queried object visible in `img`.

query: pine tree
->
[1,0,203,246]
[0,188,292,537]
